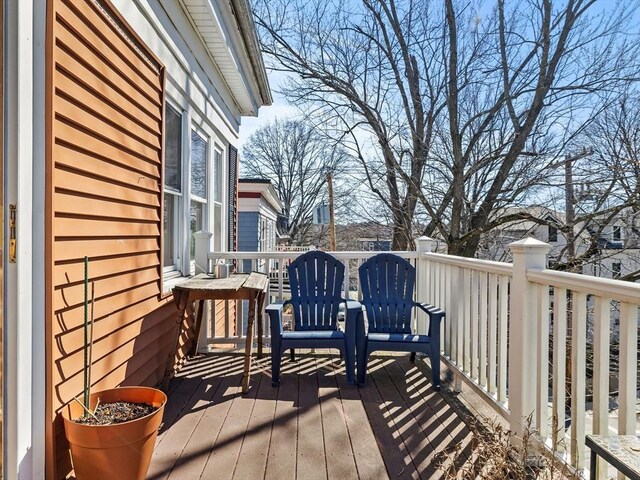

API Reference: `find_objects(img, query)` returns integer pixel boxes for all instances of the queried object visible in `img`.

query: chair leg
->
[357,345,368,385]
[271,339,282,387]
[290,348,296,362]
[430,349,441,391]
[343,345,354,385]
[410,352,416,363]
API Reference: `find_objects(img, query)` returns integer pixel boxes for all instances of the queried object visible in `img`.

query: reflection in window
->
[163,105,182,271]
[190,130,208,261]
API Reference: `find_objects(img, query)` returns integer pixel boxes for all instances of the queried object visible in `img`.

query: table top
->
[586,435,640,478]
[173,272,269,294]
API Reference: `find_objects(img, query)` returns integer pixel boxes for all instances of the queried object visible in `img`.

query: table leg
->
[589,448,596,480]
[242,293,256,393]
[190,300,206,357]
[161,292,189,391]
[257,291,265,359]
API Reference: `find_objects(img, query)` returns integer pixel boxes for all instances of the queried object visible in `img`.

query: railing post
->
[508,238,551,441]
[194,230,213,274]
[415,237,433,336]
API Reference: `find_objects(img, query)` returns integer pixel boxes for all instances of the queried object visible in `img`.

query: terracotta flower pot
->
[62,386,166,480]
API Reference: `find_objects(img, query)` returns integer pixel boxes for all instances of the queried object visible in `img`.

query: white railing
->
[194,233,639,478]
[417,236,639,478]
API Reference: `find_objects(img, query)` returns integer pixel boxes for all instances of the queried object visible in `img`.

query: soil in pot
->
[73,401,158,426]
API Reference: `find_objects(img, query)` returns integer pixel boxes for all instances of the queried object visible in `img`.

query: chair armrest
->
[344,300,363,340]
[414,302,445,337]
[266,301,289,336]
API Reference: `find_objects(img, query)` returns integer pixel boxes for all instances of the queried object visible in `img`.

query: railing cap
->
[193,230,213,239]
[508,237,551,254]
[415,236,434,253]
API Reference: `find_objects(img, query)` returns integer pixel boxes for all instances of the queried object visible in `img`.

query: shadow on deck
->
[148,352,475,480]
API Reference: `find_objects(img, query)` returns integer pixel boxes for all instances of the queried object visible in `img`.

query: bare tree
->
[558,94,640,279]
[254,0,640,254]
[242,119,351,245]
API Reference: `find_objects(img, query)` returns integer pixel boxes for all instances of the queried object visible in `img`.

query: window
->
[190,130,208,260]
[548,225,558,242]
[213,147,224,251]
[613,225,621,241]
[612,262,621,278]
[163,105,183,273]
[162,102,216,284]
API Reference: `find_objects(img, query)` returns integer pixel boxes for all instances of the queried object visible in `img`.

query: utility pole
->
[562,147,591,409]
[565,154,575,268]
[564,147,591,271]
[327,172,337,251]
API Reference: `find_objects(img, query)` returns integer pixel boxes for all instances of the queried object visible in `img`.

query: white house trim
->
[4,1,47,478]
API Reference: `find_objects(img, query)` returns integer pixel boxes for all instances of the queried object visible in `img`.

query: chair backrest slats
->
[359,253,415,334]
[288,251,345,331]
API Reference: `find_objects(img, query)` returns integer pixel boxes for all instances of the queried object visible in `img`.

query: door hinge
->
[9,204,16,263]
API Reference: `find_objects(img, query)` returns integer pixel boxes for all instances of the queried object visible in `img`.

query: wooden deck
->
[147,352,474,480]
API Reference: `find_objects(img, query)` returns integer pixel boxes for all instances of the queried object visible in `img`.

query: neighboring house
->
[237,178,283,257]
[359,238,392,251]
[237,179,283,334]
[479,206,640,280]
[3,1,270,478]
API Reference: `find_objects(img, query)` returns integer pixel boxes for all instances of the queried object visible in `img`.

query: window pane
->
[190,201,204,258]
[214,149,222,202]
[214,204,222,251]
[165,106,182,191]
[163,193,176,267]
[191,131,207,198]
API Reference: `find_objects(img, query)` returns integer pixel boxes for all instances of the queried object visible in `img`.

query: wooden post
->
[508,238,551,442]
[194,230,212,274]
[415,236,433,336]
[327,172,336,251]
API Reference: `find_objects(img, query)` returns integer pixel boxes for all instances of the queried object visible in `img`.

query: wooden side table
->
[586,435,640,480]
[162,272,269,393]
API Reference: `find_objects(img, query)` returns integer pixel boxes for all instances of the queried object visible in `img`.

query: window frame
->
[189,127,210,274]
[161,96,226,292]
[163,102,185,279]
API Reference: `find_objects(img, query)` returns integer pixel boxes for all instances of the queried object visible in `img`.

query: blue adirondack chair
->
[267,251,361,386]
[357,253,445,389]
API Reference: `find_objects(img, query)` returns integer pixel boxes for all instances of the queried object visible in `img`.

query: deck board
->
[149,352,474,480]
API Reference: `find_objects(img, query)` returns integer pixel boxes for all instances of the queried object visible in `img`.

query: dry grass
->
[436,415,580,480]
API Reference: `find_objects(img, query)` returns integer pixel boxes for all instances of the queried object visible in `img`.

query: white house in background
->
[3,1,270,478]
[479,206,640,280]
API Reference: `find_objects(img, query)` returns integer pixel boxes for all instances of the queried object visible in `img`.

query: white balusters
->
[592,296,610,479]
[536,284,550,439]
[552,287,567,454]
[479,272,488,388]
[571,291,587,470]
[497,274,509,404]
[488,273,498,395]
[618,302,638,437]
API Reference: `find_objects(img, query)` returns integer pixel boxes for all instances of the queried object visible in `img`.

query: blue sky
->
[238,71,298,149]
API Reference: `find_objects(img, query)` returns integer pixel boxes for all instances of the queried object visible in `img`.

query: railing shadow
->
[149,351,477,480]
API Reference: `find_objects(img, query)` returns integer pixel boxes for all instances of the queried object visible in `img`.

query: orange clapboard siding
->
[54,142,160,190]
[54,72,161,148]
[54,45,161,123]
[54,216,160,238]
[53,252,160,285]
[63,0,162,89]
[54,167,160,207]
[54,192,160,223]
[46,0,171,478]
[52,282,163,337]
[55,121,160,179]
[56,0,162,101]
[55,94,161,160]
[54,237,159,262]
[55,23,162,114]
[53,269,160,311]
